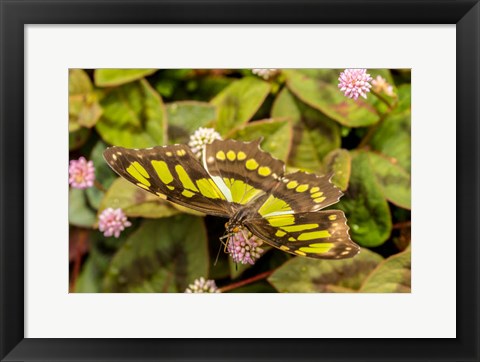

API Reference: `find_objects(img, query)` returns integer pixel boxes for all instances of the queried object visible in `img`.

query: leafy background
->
[69,68,411,293]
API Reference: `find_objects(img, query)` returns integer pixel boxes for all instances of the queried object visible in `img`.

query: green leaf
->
[360,249,411,293]
[285,69,380,127]
[395,84,412,113]
[211,77,271,135]
[103,216,209,292]
[69,188,96,227]
[368,152,411,209]
[96,79,167,148]
[268,248,384,292]
[94,69,157,87]
[75,257,103,293]
[369,110,411,173]
[225,281,277,293]
[99,178,180,218]
[336,152,392,247]
[228,118,293,162]
[271,88,340,171]
[69,69,103,130]
[69,127,91,151]
[324,149,351,191]
[191,76,234,101]
[75,258,98,292]
[166,101,217,144]
[85,141,117,209]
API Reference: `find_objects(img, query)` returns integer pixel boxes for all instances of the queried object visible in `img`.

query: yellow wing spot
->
[182,190,195,198]
[296,184,309,193]
[156,192,167,200]
[267,215,295,227]
[224,178,262,204]
[258,195,292,216]
[152,160,174,184]
[294,250,307,256]
[288,237,296,242]
[196,178,226,199]
[328,215,337,221]
[281,224,319,232]
[112,154,117,161]
[166,151,173,157]
[237,151,247,160]
[116,151,122,155]
[297,230,331,241]
[313,196,326,203]
[167,185,175,191]
[280,246,290,251]
[175,165,200,192]
[176,149,186,156]
[216,151,226,161]
[299,243,334,254]
[275,230,287,237]
[311,192,324,198]
[258,166,271,177]
[126,162,151,186]
[246,159,259,170]
[136,183,150,190]
[341,251,350,256]
[227,150,236,161]
[310,187,320,194]
[286,181,298,189]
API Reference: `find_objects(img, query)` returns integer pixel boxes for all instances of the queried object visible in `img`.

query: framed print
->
[1,1,479,361]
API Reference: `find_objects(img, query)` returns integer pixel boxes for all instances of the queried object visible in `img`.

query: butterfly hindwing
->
[245,210,359,259]
[103,144,232,217]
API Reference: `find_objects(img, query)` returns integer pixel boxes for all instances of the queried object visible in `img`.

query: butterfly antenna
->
[215,231,229,266]
[214,241,223,266]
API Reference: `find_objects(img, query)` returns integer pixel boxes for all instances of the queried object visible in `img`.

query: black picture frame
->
[1,1,479,361]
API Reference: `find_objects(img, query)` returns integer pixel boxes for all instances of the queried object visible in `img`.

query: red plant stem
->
[70,249,82,292]
[219,270,273,293]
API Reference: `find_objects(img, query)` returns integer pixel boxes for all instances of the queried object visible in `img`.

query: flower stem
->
[219,270,273,292]
[371,89,392,110]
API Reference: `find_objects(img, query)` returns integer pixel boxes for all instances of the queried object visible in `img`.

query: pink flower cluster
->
[372,75,395,96]
[338,68,372,100]
[185,277,220,293]
[68,157,95,189]
[227,231,264,265]
[98,208,132,238]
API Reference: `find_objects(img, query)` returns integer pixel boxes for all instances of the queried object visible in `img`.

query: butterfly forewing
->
[103,145,232,217]
[262,171,343,216]
[203,139,284,208]
[245,210,359,259]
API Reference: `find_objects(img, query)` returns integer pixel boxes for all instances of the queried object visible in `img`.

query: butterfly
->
[103,139,360,259]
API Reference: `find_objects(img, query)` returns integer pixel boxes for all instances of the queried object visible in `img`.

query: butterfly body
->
[104,138,360,259]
